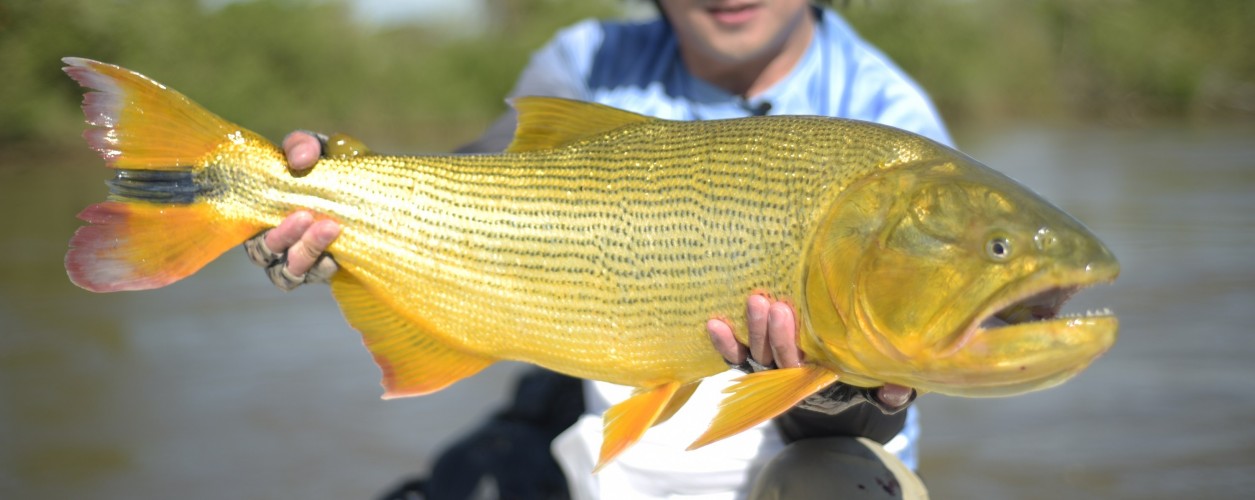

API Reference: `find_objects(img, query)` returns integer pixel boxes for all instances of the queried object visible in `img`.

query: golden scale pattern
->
[211,116,948,387]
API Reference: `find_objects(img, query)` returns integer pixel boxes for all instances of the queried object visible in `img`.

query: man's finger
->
[706,318,748,365]
[285,219,341,277]
[283,132,323,171]
[874,384,915,409]
[304,254,340,284]
[767,302,801,368]
[264,211,314,257]
[244,231,280,268]
[746,295,773,367]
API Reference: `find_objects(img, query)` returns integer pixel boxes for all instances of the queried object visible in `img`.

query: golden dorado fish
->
[63,58,1119,469]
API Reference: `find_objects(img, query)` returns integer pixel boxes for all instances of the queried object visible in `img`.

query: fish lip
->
[944,268,1119,357]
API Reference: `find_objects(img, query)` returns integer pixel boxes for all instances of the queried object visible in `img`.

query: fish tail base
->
[63,57,271,292]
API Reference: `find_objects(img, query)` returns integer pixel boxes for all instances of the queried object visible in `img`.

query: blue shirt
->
[489,7,945,473]
[505,7,951,147]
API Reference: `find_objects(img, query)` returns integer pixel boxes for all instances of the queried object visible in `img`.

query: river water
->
[2,125,1252,499]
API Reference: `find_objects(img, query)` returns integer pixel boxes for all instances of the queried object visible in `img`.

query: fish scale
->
[222,117,934,386]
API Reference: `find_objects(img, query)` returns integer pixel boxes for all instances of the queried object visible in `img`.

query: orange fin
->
[62,57,245,170]
[687,365,840,451]
[655,380,700,426]
[62,57,277,292]
[66,202,260,292]
[331,273,495,398]
[595,381,686,472]
[505,97,655,153]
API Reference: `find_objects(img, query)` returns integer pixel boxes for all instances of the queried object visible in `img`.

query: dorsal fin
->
[505,96,656,153]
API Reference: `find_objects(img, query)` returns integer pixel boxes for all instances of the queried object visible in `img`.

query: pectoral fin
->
[596,380,698,472]
[687,365,840,451]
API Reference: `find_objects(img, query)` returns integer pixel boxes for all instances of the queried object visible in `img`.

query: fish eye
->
[986,236,1012,260]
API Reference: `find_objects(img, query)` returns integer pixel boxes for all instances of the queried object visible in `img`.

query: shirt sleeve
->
[846,43,954,147]
[819,9,953,148]
[457,20,603,153]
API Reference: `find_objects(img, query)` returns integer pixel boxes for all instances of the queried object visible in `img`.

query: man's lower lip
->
[708,6,759,25]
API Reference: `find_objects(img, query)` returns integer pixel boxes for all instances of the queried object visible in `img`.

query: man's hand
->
[705,295,915,413]
[244,131,343,290]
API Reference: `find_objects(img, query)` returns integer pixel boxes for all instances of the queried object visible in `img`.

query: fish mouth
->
[960,271,1118,352]
[930,267,1119,396]
[977,285,1108,332]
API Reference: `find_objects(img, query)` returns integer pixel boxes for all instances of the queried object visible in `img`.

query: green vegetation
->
[839,0,1255,127]
[1,0,1251,151]
[0,0,621,150]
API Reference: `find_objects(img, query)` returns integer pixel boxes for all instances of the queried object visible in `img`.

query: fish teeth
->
[1057,308,1112,319]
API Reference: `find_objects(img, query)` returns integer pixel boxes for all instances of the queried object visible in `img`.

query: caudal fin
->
[63,57,269,292]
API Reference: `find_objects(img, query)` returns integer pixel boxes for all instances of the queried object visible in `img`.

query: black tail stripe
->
[107,169,204,203]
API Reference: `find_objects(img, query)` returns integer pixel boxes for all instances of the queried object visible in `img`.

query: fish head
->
[801,157,1119,397]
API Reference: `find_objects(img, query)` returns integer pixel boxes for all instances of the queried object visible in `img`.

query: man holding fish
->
[258,1,946,498]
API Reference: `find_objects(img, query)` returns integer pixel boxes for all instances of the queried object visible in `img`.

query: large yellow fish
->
[63,58,1118,469]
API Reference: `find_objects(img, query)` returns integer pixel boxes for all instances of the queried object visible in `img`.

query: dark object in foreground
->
[378,370,583,500]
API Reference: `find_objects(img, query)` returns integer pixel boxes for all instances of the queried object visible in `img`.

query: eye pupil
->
[987,237,1011,259]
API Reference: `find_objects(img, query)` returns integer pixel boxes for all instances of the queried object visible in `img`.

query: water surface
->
[2,125,1252,498]
[917,125,1255,499]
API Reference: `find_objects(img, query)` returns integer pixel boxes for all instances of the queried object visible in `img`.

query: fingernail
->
[747,297,767,321]
[314,221,341,245]
[768,305,786,327]
[705,319,723,335]
[880,387,911,407]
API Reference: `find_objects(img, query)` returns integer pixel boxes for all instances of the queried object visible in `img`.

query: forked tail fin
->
[62,57,271,292]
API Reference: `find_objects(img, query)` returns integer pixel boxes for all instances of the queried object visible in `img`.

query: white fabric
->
[554,371,784,500]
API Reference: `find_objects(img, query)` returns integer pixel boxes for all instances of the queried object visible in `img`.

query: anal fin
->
[687,365,840,451]
[655,380,700,426]
[331,273,494,398]
[596,381,692,472]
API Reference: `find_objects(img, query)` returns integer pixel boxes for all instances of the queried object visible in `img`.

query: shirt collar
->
[678,7,826,120]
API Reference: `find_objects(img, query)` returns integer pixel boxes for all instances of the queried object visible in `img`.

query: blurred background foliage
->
[843,0,1255,127]
[0,0,622,151]
[0,0,1252,152]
